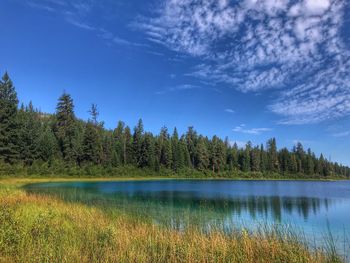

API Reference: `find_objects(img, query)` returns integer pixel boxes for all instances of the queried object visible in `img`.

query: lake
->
[24,179,350,256]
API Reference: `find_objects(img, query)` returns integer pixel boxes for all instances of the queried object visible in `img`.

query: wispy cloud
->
[225,109,235,114]
[26,0,146,48]
[155,84,200,95]
[156,83,222,95]
[332,131,350,138]
[233,124,272,135]
[139,0,350,124]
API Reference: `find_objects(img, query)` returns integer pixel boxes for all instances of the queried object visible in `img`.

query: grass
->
[0,178,345,263]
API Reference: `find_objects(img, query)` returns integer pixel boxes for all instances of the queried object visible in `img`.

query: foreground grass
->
[0,180,344,263]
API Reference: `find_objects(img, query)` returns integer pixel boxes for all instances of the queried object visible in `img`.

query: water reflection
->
[24,183,332,223]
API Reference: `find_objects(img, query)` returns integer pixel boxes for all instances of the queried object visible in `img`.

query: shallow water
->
[24,179,350,256]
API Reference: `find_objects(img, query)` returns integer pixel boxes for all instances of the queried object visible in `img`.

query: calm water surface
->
[24,180,350,255]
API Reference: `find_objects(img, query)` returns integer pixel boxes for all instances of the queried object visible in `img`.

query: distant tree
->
[186,127,197,168]
[210,136,225,173]
[89,104,99,125]
[240,142,251,172]
[140,132,155,169]
[171,128,182,172]
[278,148,290,174]
[124,126,133,165]
[83,121,102,165]
[17,102,41,165]
[260,144,267,172]
[267,138,279,172]
[54,92,78,164]
[132,119,144,167]
[113,121,125,165]
[159,127,172,168]
[0,72,19,163]
[250,146,261,172]
[196,136,209,171]
[1,71,349,178]
[37,122,59,162]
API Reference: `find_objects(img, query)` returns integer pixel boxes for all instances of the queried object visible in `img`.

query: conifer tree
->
[0,72,19,163]
[17,102,41,165]
[250,146,261,172]
[54,92,78,164]
[196,137,209,171]
[159,127,172,168]
[186,127,197,168]
[124,126,133,165]
[83,123,102,165]
[171,128,181,171]
[132,119,144,167]
[267,138,279,172]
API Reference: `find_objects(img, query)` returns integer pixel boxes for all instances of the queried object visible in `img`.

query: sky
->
[1,0,350,165]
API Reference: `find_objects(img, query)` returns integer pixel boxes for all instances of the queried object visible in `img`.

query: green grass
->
[0,178,345,263]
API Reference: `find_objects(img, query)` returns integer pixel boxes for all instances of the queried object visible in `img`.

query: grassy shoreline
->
[0,177,346,262]
[1,175,347,189]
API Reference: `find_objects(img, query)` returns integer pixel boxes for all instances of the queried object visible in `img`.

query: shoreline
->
[1,176,348,187]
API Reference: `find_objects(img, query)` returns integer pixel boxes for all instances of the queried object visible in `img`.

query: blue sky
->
[1,0,350,165]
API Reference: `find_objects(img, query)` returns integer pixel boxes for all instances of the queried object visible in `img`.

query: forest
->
[1,72,349,178]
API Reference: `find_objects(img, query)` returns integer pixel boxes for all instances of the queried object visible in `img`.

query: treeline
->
[0,72,349,178]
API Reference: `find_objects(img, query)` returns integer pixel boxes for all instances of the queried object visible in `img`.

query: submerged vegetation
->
[0,181,344,263]
[0,72,349,179]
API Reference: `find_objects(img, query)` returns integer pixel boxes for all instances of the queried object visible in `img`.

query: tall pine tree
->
[0,72,19,163]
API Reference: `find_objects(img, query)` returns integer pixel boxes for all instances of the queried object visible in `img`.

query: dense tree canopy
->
[1,72,349,178]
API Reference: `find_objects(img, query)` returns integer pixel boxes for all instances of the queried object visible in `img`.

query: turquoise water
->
[24,179,350,256]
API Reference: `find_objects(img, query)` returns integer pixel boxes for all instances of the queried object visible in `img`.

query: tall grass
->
[0,184,344,263]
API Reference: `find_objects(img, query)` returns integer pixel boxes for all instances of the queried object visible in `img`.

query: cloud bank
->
[141,0,350,124]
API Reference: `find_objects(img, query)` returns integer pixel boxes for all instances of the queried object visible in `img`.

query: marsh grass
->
[0,184,345,263]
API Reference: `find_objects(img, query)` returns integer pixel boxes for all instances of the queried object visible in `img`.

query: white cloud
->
[155,84,201,95]
[225,109,235,113]
[332,131,350,137]
[27,0,146,48]
[233,124,272,135]
[140,0,350,124]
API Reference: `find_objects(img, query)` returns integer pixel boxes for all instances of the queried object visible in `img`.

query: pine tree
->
[240,142,251,172]
[171,128,181,172]
[210,136,225,173]
[250,146,261,172]
[231,143,239,170]
[83,123,102,165]
[305,149,315,175]
[267,138,279,172]
[140,132,155,169]
[54,92,78,164]
[159,127,172,168]
[17,102,41,165]
[124,126,133,165]
[289,154,298,173]
[186,127,197,168]
[279,148,290,174]
[132,119,144,167]
[196,137,209,171]
[260,144,267,172]
[37,122,59,162]
[0,72,19,163]
[180,136,191,168]
[113,121,125,164]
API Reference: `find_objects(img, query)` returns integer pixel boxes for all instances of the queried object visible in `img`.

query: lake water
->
[24,179,350,256]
